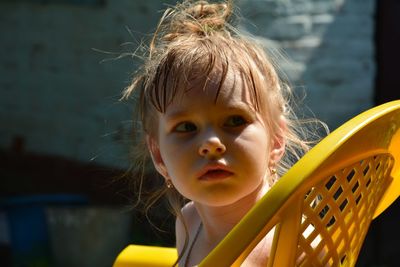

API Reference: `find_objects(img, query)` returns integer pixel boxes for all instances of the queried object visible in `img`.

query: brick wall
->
[0,0,375,167]
[238,0,375,129]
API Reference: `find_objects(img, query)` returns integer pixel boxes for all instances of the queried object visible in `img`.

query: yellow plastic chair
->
[113,100,400,267]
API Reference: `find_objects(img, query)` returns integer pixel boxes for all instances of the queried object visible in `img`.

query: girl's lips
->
[197,165,233,181]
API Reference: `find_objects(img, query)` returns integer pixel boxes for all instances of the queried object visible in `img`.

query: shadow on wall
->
[0,1,177,266]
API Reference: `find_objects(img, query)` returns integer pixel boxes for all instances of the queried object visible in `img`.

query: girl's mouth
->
[198,169,233,181]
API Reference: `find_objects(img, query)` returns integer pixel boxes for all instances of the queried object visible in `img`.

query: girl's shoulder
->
[175,201,199,235]
[180,201,199,229]
[175,201,199,253]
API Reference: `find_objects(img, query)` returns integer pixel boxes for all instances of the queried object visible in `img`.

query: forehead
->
[170,67,257,111]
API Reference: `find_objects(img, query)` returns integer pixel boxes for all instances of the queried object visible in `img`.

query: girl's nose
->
[199,136,226,158]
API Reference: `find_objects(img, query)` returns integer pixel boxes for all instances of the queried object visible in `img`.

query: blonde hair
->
[123,0,327,263]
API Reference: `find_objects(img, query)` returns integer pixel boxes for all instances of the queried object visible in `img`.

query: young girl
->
[123,0,323,266]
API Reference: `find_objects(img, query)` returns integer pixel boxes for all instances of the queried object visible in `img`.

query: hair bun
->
[163,0,233,41]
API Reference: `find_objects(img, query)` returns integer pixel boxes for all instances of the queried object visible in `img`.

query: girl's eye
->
[224,115,248,127]
[173,122,197,133]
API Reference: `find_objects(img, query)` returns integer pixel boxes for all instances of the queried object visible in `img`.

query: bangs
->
[146,37,262,113]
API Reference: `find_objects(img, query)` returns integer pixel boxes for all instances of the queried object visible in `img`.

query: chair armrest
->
[113,245,177,267]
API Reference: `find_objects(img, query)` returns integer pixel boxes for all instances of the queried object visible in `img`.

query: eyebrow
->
[164,110,189,121]
[223,102,257,114]
[165,102,256,121]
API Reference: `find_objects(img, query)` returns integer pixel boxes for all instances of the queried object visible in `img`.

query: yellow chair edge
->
[113,245,177,267]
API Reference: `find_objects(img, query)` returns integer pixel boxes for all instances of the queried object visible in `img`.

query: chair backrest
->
[199,100,400,267]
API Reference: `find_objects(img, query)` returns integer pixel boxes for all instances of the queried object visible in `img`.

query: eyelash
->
[172,115,248,133]
[172,122,197,133]
[224,115,249,127]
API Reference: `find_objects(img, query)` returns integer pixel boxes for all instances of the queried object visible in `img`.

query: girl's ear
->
[269,117,287,167]
[146,135,169,179]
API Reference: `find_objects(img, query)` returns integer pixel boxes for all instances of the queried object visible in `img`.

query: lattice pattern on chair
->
[296,153,394,266]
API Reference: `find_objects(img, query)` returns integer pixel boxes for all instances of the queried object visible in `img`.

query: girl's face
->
[148,70,285,207]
